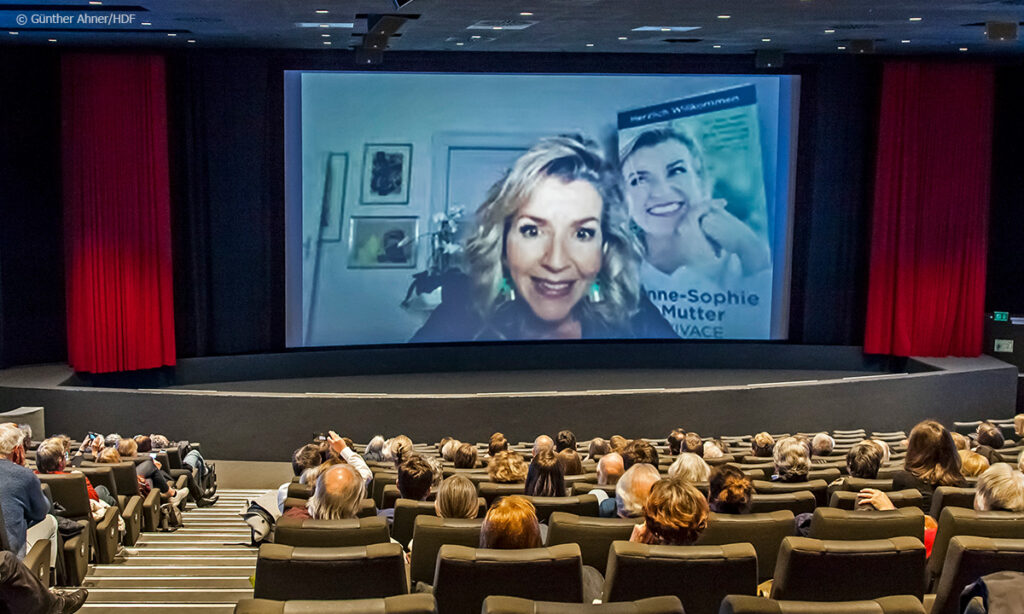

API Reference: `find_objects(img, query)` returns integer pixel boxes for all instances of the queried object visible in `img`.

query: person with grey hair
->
[596,451,624,485]
[283,463,366,521]
[363,435,386,462]
[975,463,1024,512]
[772,436,810,483]
[440,438,462,463]
[532,434,554,457]
[411,135,676,342]
[668,452,711,483]
[597,463,660,518]
[811,433,835,463]
[0,423,57,569]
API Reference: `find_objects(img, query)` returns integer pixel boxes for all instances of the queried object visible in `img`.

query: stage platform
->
[0,344,1018,462]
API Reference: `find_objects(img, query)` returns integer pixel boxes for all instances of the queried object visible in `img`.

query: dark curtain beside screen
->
[865,62,993,357]
[167,52,285,357]
[63,54,176,373]
[987,66,1024,316]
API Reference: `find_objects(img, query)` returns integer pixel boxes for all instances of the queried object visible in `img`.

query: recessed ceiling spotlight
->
[837,45,847,50]
[471,35,481,39]
[761,38,771,42]
[901,39,910,43]
[315,10,328,14]
[492,26,503,30]
[141,22,151,26]
[959,46,968,51]
[632,26,700,32]
[8,31,18,35]
[324,41,331,45]
[661,27,671,32]
[167,33,176,37]
[519,12,533,16]
[717,15,730,19]
[824,29,835,34]
[456,42,464,45]
[89,1,102,4]
[319,24,329,28]
[909,17,922,22]
[48,38,57,42]
[713,44,722,48]
[321,33,330,37]
[618,36,628,40]
[585,43,594,47]
[187,39,196,43]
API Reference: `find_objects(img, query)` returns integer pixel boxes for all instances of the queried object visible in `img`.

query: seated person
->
[630,478,709,545]
[669,452,710,483]
[532,435,554,457]
[557,449,584,476]
[772,437,810,483]
[488,450,528,484]
[667,429,686,456]
[960,450,990,478]
[379,455,434,523]
[974,463,1024,512]
[0,551,88,613]
[599,463,659,518]
[609,435,628,454]
[487,433,508,458]
[587,437,611,461]
[363,435,386,462]
[139,435,217,507]
[751,432,775,458]
[389,435,414,469]
[951,432,970,451]
[277,443,325,512]
[35,438,116,507]
[283,463,365,520]
[888,420,966,513]
[435,475,478,519]
[622,439,659,470]
[555,430,577,453]
[117,438,188,508]
[811,433,835,463]
[708,465,753,514]
[479,495,541,549]
[682,433,703,455]
[827,440,884,493]
[440,438,460,463]
[0,424,56,569]
[596,452,624,486]
[524,449,566,498]
[975,421,1007,465]
[452,443,479,469]
[703,440,726,460]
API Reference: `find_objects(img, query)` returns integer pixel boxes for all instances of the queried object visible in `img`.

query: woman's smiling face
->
[622,139,705,236]
[504,176,603,325]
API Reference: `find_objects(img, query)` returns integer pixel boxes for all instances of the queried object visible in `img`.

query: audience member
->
[976,422,1005,450]
[870,438,891,464]
[453,443,479,469]
[959,450,990,477]
[0,423,55,567]
[557,449,584,475]
[487,450,528,484]
[630,479,709,546]
[708,465,753,514]
[682,432,703,455]
[117,437,188,508]
[35,438,116,506]
[667,429,686,456]
[440,438,461,463]
[974,463,1024,512]
[702,440,725,460]
[1014,414,1024,440]
[1018,449,1024,474]
[555,430,577,453]
[811,433,835,461]
[0,551,88,613]
[278,443,323,511]
[607,463,659,518]
[596,452,624,486]
[951,432,969,451]
[751,432,775,458]
[587,437,611,460]
[622,439,658,470]
[479,495,542,549]
[846,441,884,479]
[532,434,554,457]
[668,452,710,483]
[487,433,508,457]
[285,463,365,520]
[772,436,810,482]
[609,435,628,453]
[876,420,965,514]
[363,435,386,462]
[524,449,565,497]
[435,475,479,519]
[390,435,414,468]
[149,434,171,450]
[396,456,434,502]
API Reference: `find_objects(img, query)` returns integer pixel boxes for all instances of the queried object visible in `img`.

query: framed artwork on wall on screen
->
[361,143,412,204]
[347,216,419,269]
[318,152,348,241]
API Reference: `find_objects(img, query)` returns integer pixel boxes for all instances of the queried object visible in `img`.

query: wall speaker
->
[849,39,875,54]
[755,49,784,69]
[986,22,1018,42]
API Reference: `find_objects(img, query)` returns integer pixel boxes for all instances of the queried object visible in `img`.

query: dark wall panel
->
[988,66,1024,315]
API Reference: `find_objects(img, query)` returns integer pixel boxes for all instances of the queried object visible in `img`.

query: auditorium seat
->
[482,595,684,614]
[564,473,601,488]
[409,516,483,585]
[952,421,982,435]
[806,468,841,482]
[524,494,600,522]
[829,489,924,511]
[479,482,527,506]
[253,543,407,601]
[748,492,816,515]
[706,454,738,466]
[770,536,925,601]
[0,499,50,587]
[695,510,796,582]
[433,543,584,614]
[285,481,312,500]
[37,483,90,586]
[273,516,391,547]
[571,482,615,497]
[827,477,895,497]
[742,468,771,480]
[808,507,925,542]
[752,479,829,507]
[926,536,1024,614]
[545,511,638,574]
[442,467,489,477]
[392,497,486,548]
[37,473,120,564]
[234,594,439,614]
[926,507,1024,589]
[602,541,757,614]
[833,429,867,437]
[372,471,399,508]
[99,460,161,532]
[77,464,142,546]
[927,486,976,519]
[720,595,925,614]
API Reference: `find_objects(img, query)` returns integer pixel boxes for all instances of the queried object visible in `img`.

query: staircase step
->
[81,588,253,603]
[80,605,234,613]
[84,576,253,589]
[118,556,255,566]
[90,565,255,577]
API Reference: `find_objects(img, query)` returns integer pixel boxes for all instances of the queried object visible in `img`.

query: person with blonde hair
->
[959,450,990,478]
[389,435,414,469]
[772,436,810,483]
[975,463,1024,512]
[411,135,675,342]
[668,452,711,483]
[435,475,479,519]
[480,495,541,549]
[630,479,709,546]
[751,432,775,458]
[611,463,660,519]
[488,450,528,484]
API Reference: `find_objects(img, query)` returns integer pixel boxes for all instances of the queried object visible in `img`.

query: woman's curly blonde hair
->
[639,478,709,546]
[488,450,528,484]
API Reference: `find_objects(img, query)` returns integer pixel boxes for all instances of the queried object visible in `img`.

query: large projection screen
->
[285,71,800,348]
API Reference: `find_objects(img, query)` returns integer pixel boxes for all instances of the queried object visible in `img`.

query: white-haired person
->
[282,463,366,521]
[0,423,58,571]
[772,436,810,483]
[596,462,660,518]
[668,452,711,483]
[363,435,386,462]
[811,433,835,463]
[411,135,676,342]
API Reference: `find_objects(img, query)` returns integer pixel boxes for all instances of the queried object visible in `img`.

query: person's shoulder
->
[628,289,678,339]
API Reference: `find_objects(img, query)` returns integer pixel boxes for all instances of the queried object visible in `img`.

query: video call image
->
[284,72,800,347]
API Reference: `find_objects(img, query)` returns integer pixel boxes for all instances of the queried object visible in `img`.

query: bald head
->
[597,452,624,485]
[533,435,554,457]
[310,463,365,520]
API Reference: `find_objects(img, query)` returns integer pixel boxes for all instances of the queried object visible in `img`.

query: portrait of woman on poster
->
[410,135,676,342]
[619,127,771,286]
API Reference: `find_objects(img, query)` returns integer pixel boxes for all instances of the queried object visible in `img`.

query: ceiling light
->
[661,28,671,32]
[48,38,57,42]
[632,26,700,32]
[167,33,176,37]
[824,29,835,34]
[471,35,481,39]
[618,36,628,40]
[296,22,354,28]
[324,41,331,45]
[717,15,730,19]
[519,12,533,16]
[909,17,922,22]
[319,24,329,28]
[8,31,18,35]
[456,42,464,46]
[141,22,151,26]
[321,33,330,37]
[89,1,102,4]
[187,39,195,43]
[959,46,968,51]
[901,39,910,43]
[837,45,847,50]
[492,26,503,30]
[713,44,721,48]
[585,43,594,47]
[761,38,771,42]
[315,10,328,14]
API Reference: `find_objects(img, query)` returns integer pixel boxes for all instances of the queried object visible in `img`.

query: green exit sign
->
[994,311,1009,322]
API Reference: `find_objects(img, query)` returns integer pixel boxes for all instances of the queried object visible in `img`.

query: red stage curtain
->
[864,62,993,357]
[63,54,176,373]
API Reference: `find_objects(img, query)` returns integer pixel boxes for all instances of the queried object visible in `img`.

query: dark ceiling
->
[1,0,1023,56]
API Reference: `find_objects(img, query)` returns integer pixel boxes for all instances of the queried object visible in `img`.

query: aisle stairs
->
[79,489,263,612]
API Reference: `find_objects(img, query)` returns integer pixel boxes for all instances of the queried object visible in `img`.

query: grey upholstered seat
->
[253,543,407,601]
[720,595,925,614]
[696,510,795,582]
[482,595,684,614]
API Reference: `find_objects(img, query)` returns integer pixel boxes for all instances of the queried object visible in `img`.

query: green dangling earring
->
[589,280,603,303]
[499,277,516,301]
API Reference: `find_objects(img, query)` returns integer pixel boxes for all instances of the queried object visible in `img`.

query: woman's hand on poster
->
[697,205,771,276]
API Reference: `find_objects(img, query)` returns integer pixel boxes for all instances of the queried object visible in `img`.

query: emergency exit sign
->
[994,311,1009,322]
